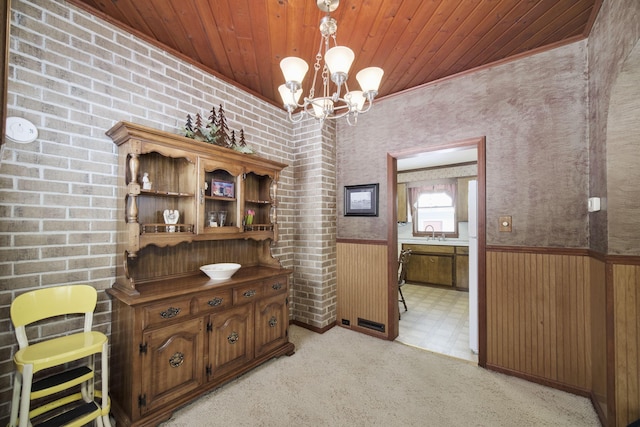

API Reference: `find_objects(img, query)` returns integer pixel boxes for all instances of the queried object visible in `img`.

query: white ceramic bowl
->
[200,263,241,281]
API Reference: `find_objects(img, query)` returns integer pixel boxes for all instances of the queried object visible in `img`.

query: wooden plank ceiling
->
[68,0,600,109]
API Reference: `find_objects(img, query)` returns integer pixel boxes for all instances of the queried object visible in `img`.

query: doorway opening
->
[387,137,486,367]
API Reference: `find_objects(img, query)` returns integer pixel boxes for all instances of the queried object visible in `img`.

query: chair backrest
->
[398,249,412,284]
[10,285,98,349]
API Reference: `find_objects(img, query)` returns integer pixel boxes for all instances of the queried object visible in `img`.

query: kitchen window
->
[409,180,458,238]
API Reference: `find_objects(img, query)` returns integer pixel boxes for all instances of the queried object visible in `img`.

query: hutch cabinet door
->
[254,293,289,358]
[198,158,244,235]
[140,317,204,415]
[208,303,254,379]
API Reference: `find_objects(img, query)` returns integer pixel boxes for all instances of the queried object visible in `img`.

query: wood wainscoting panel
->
[612,264,640,426]
[590,256,607,423]
[336,242,389,339]
[486,250,592,392]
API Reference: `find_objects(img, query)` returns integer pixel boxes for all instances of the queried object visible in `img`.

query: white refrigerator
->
[468,180,479,354]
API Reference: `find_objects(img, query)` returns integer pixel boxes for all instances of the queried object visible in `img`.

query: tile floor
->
[396,283,478,364]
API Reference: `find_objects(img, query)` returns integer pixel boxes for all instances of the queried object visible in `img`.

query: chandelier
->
[278,0,384,125]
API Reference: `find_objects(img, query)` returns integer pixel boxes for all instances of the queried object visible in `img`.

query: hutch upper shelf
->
[107,121,288,257]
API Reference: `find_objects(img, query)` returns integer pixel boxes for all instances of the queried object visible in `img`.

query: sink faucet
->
[424,225,435,240]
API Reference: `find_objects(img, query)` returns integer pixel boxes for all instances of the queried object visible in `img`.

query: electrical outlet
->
[499,216,512,232]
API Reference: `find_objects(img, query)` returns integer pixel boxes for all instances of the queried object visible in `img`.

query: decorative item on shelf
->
[278,0,383,125]
[204,106,218,143]
[182,113,219,145]
[194,113,205,140]
[199,263,241,281]
[181,105,256,154]
[245,209,255,226]
[218,211,227,227]
[208,211,218,227]
[214,104,231,148]
[232,128,255,154]
[238,129,246,147]
[163,209,180,232]
[142,172,152,190]
[182,114,195,138]
[211,180,234,198]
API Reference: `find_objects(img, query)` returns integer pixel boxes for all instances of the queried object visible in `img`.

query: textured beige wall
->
[337,41,589,248]
[607,42,640,255]
[587,0,640,255]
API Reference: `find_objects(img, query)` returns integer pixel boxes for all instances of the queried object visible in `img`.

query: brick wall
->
[291,119,337,329]
[0,0,338,419]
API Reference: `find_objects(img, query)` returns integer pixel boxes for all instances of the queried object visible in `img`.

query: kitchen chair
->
[398,249,412,319]
[9,284,112,427]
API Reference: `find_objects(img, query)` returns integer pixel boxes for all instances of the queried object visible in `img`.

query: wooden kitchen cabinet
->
[403,244,454,287]
[402,244,469,290]
[456,176,476,223]
[107,122,294,427]
[397,183,407,223]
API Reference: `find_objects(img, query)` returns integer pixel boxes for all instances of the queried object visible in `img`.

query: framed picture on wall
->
[344,183,379,216]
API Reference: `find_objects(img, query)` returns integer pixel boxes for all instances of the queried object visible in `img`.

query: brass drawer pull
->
[169,352,184,368]
[271,282,282,290]
[160,307,180,319]
[208,297,223,307]
[269,316,278,327]
[243,289,256,298]
[228,331,239,344]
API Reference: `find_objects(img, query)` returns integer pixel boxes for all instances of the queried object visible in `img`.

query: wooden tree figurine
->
[203,106,218,144]
[229,130,236,149]
[194,113,205,140]
[239,129,246,147]
[184,114,195,139]
[214,104,230,147]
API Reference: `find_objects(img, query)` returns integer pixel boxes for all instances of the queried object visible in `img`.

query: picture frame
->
[344,183,379,216]
[211,180,235,198]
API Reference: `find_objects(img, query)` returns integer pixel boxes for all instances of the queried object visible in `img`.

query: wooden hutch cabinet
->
[106,122,294,427]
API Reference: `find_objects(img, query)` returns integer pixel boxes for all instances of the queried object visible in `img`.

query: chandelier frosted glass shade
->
[311,98,334,118]
[278,84,302,106]
[278,0,383,125]
[347,90,366,111]
[356,67,384,95]
[324,46,355,82]
[280,57,309,88]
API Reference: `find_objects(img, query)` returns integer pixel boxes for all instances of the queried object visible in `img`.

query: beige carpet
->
[161,325,600,427]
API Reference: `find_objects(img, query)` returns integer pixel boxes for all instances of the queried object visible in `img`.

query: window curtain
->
[407,182,457,208]
[408,181,456,232]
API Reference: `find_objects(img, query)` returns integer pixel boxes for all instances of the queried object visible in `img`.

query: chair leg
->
[100,342,112,427]
[9,370,22,427]
[18,365,33,427]
[399,286,407,312]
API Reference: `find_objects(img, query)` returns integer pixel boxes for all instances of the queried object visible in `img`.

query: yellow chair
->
[9,285,112,427]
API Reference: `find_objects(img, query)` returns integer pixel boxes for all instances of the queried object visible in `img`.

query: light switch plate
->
[499,216,512,232]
